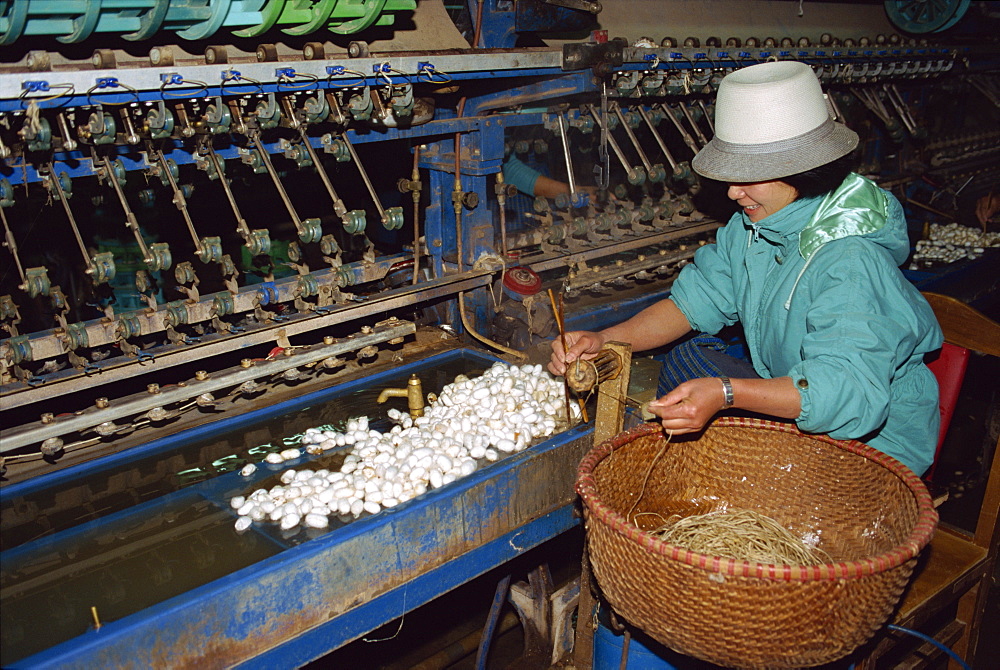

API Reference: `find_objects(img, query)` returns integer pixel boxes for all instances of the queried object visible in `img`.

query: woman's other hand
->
[548,331,605,376]
[646,377,727,435]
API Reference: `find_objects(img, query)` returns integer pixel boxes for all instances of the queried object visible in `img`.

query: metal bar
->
[0,205,25,284]
[660,103,700,156]
[250,132,304,233]
[587,106,632,171]
[342,133,386,219]
[0,321,416,452]
[529,220,721,272]
[47,163,92,272]
[205,145,251,241]
[0,271,493,409]
[678,101,708,147]
[636,105,678,170]
[556,112,577,199]
[154,148,203,253]
[100,155,153,261]
[613,104,653,171]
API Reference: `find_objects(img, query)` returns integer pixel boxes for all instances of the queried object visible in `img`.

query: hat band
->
[712,117,836,156]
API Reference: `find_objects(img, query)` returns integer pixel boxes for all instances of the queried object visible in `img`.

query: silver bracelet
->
[719,376,735,410]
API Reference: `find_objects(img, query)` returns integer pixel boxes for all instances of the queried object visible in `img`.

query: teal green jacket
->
[671,173,943,475]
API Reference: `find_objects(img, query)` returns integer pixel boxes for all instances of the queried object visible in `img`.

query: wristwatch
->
[719,376,735,410]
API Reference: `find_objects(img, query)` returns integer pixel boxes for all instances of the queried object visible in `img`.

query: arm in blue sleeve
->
[668,215,742,334]
[792,239,928,438]
[503,156,541,197]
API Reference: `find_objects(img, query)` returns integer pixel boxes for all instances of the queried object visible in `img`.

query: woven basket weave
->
[576,418,938,669]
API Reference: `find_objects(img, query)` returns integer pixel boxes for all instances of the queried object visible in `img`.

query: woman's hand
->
[548,331,606,376]
[646,377,728,435]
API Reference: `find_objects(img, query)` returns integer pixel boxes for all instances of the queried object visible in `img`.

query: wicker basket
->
[576,418,938,669]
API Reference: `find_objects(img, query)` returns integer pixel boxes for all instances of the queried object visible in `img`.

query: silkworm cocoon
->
[363,501,381,515]
[472,387,491,401]
[237,501,256,516]
[442,473,456,486]
[351,499,365,516]
[280,470,297,484]
[235,516,253,532]
[240,464,257,477]
[341,460,357,474]
[280,448,301,461]
[496,439,516,453]
[410,466,427,482]
[312,504,331,516]
[335,486,355,499]
[264,452,284,464]
[383,497,399,508]
[230,496,246,510]
[250,506,267,521]
[436,454,453,472]
[429,468,444,489]
[338,499,352,516]
[285,486,302,500]
[280,513,301,530]
[460,459,477,476]
[304,513,329,529]
[366,490,383,504]
[298,498,313,515]
[470,444,486,459]
[260,501,276,514]
[269,507,284,521]
[485,448,499,462]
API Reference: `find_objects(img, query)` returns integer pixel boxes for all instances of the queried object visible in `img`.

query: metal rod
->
[613,105,652,172]
[660,103,700,155]
[588,107,632,171]
[342,134,387,219]
[679,101,709,147]
[697,100,715,134]
[1,321,417,453]
[636,105,678,170]
[155,149,202,252]
[206,145,251,240]
[250,132,305,232]
[412,144,421,284]
[556,112,578,198]
[100,155,153,261]
[46,164,91,271]
[0,204,26,283]
[298,126,347,216]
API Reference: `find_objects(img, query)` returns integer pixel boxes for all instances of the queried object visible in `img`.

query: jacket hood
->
[799,172,908,265]
[779,173,908,310]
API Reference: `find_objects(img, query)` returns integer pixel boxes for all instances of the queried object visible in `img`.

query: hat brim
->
[691,123,859,183]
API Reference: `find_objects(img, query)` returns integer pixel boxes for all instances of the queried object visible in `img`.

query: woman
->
[549,61,943,475]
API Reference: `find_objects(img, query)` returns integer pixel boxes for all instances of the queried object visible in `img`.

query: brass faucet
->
[377,373,425,418]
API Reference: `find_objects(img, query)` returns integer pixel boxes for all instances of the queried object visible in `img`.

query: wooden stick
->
[548,288,573,426]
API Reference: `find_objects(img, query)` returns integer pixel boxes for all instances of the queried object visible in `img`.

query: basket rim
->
[576,417,939,581]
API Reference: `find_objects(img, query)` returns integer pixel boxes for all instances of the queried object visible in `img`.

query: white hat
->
[692,61,859,183]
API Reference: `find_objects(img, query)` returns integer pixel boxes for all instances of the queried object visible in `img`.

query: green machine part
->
[234,0,416,38]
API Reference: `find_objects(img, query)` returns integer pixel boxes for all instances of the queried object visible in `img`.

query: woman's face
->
[727,181,798,222]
